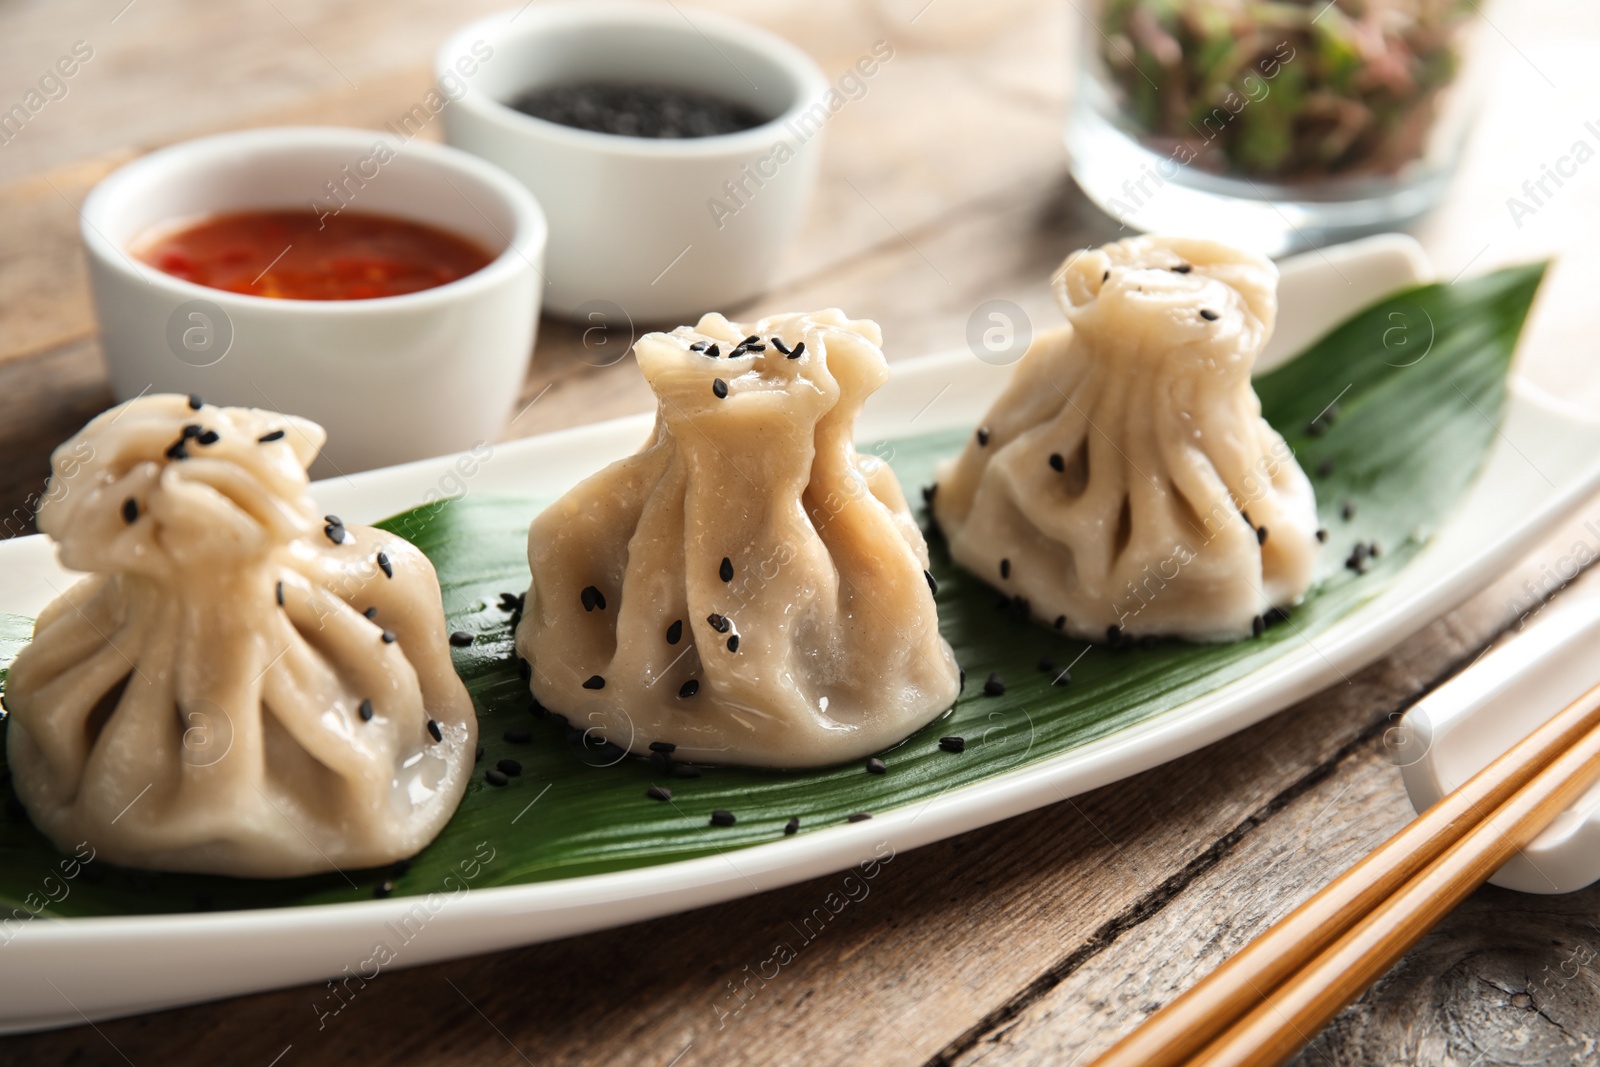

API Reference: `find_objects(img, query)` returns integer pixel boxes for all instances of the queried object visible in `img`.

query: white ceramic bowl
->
[81,126,547,476]
[439,2,828,323]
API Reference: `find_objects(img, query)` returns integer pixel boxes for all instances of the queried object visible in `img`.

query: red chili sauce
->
[136,210,495,300]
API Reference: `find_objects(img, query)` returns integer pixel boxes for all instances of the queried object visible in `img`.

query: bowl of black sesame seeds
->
[438,1,830,322]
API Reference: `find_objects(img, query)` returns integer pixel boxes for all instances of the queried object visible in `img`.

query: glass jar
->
[1067,0,1489,255]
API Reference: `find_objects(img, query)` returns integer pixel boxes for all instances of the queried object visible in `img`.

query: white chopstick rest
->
[1398,586,1600,893]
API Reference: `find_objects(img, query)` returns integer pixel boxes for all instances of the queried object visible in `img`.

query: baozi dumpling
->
[932,236,1319,643]
[3,395,476,877]
[515,310,960,768]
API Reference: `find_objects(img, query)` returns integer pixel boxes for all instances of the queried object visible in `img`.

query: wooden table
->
[3,2,1600,1064]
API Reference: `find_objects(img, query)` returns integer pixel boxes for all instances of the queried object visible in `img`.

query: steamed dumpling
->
[515,310,960,768]
[932,237,1319,643]
[3,396,476,877]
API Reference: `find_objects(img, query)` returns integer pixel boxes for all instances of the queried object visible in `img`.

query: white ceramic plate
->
[4,236,1597,1034]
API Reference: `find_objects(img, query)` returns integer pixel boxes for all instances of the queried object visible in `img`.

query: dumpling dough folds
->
[4,396,477,877]
[515,310,960,768]
[933,236,1319,643]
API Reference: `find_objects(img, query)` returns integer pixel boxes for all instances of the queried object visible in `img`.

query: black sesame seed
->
[1316,457,1335,478]
[1256,526,1268,545]
[359,699,374,722]
[427,719,443,742]
[847,812,872,823]
[197,429,220,446]
[689,340,708,353]
[121,497,138,524]
[374,881,394,899]
[1049,452,1065,472]
[485,769,508,787]
[741,334,760,347]
[187,394,204,410]
[784,816,800,835]
[581,585,606,611]
[788,342,805,360]
[381,631,396,644]
[1052,670,1072,687]
[1265,606,1291,626]
[1172,264,1192,273]
[924,569,938,596]
[771,337,791,355]
[183,424,203,440]
[666,619,683,645]
[496,758,522,777]
[364,606,378,619]
[976,427,991,446]
[712,378,729,399]
[727,634,740,653]
[1102,270,1110,282]
[1316,528,1329,543]
[922,483,938,505]
[672,763,702,779]
[649,741,677,754]
[504,728,532,744]
[1341,501,1356,522]
[958,666,966,691]
[1038,658,1055,673]
[1000,558,1011,580]
[258,429,285,443]
[449,631,474,647]
[583,675,606,690]
[705,343,721,358]
[325,513,341,525]
[865,757,886,775]
[475,745,485,763]
[940,736,966,753]
[710,809,736,827]
[719,556,734,582]
[276,581,285,606]
[1252,614,1266,637]
[707,613,731,634]
[1107,624,1124,646]
[165,440,189,461]
[377,551,393,578]
[647,786,672,802]
[1369,541,1382,558]
[983,672,1006,697]
[1200,309,1219,321]
[1054,615,1066,630]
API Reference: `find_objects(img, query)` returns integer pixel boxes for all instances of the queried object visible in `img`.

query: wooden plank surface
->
[3,1,1600,1065]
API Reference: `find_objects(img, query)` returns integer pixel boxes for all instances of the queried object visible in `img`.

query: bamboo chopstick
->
[1188,704,1600,1067]
[1087,679,1600,1067]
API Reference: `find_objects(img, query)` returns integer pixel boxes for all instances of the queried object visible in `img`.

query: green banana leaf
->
[0,263,1546,917]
